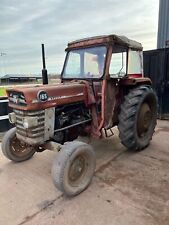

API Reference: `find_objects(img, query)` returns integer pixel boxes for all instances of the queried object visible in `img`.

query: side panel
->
[44,107,55,141]
[103,80,119,129]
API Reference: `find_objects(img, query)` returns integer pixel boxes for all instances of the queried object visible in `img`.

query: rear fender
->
[119,77,152,86]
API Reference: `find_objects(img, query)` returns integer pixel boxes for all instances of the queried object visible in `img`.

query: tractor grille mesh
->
[14,109,45,139]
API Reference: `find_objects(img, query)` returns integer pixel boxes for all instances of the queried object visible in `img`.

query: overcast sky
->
[0,0,159,75]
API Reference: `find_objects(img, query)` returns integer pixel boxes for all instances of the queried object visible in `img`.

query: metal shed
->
[143,48,169,119]
[157,0,169,48]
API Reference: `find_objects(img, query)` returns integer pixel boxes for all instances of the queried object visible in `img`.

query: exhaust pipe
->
[41,43,48,85]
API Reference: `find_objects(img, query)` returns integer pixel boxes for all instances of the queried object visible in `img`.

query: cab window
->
[109,46,127,78]
[128,50,143,75]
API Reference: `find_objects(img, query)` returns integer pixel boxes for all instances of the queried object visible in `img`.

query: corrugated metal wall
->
[143,48,169,119]
[157,0,169,49]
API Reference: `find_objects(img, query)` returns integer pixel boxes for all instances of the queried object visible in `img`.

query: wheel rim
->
[68,154,88,186]
[11,136,34,158]
[137,102,152,138]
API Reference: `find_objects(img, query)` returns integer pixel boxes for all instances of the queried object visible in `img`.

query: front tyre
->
[51,141,96,196]
[118,86,157,151]
[1,128,36,162]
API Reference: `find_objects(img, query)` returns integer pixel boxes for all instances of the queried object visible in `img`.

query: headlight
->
[23,117,38,129]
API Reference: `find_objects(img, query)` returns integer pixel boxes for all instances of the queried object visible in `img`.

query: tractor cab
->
[61,35,143,81]
[61,35,150,130]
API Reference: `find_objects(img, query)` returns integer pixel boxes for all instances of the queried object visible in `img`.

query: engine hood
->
[7,82,87,111]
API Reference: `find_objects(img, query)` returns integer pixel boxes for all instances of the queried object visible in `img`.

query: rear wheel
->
[51,141,96,196]
[1,128,36,162]
[118,86,157,150]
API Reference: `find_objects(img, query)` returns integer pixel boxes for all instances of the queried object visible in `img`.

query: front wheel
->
[1,128,36,162]
[118,86,157,151]
[51,141,96,196]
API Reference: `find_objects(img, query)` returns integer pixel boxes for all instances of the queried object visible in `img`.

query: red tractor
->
[2,35,157,196]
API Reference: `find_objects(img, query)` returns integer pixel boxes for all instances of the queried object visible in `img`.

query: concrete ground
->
[0,120,169,225]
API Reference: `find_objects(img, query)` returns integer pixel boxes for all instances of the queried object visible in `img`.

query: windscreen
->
[62,46,107,79]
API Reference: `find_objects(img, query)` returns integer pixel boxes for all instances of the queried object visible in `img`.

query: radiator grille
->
[14,109,45,139]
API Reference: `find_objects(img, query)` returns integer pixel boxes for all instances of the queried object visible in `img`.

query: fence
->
[0,98,12,132]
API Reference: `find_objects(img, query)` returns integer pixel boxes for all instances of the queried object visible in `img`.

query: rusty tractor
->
[2,35,157,196]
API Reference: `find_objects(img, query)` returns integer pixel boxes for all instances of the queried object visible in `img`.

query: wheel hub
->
[69,155,86,183]
[137,103,152,137]
[11,136,33,157]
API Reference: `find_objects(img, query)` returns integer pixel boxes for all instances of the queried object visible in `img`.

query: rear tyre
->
[51,141,96,196]
[118,86,157,150]
[1,128,36,162]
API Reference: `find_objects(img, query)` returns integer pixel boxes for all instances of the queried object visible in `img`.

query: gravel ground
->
[0,120,169,225]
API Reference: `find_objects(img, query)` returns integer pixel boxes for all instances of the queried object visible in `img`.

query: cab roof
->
[67,34,142,50]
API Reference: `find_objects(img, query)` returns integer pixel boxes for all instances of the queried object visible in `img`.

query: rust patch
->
[7,83,87,111]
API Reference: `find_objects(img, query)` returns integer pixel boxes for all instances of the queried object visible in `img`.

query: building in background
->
[157,0,169,49]
[0,74,42,85]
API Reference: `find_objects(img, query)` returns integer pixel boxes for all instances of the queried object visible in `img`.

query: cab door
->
[103,46,127,128]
